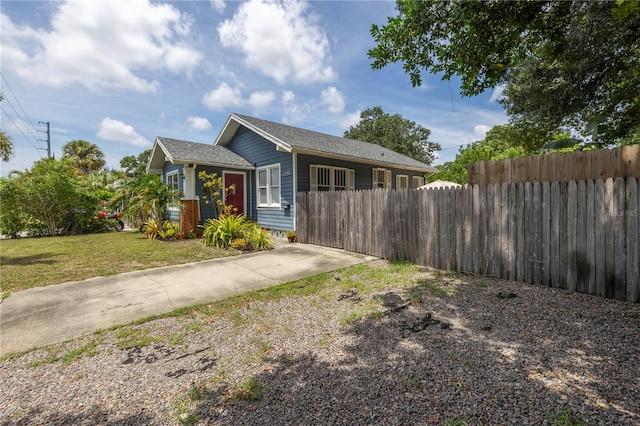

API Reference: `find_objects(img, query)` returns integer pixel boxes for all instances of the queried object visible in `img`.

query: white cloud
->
[320,86,345,113]
[218,0,336,84]
[202,83,244,110]
[210,0,225,13]
[202,83,275,112]
[97,118,151,147]
[473,124,492,142]
[281,90,312,124]
[186,116,212,132]
[1,1,202,93]
[248,91,276,110]
[489,84,505,103]
[340,110,362,130]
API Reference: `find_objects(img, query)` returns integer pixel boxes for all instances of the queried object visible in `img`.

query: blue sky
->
[0,0,507,176]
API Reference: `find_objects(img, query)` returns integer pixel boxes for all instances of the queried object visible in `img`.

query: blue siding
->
[195,165,224,223]
[194,165,255,223]
[227,127,294,231]
[296,154,426,191]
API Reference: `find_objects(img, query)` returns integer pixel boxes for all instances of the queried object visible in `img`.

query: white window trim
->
[256,163,281,208]
[166,170,180,210]
[372,168,391,189]
[396,174,409,190]
[310,164,355,192]
[412,176,425,189]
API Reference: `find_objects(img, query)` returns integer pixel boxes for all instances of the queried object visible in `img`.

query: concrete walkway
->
[0,243,377,355]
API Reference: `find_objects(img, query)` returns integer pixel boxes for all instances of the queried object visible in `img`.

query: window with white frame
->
[257,164,280,207]
[412,176,425,189]
[396,175,409,189]
[372,168,391,189]
[166,170,180,207]
[310,165,355,191]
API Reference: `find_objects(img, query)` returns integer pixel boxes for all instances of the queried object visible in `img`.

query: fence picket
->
[627,178,639,303]
[586,180,596,295]
[614,178,627,300]
[605,178,615,298]
[576,180,587,294]
[567,181,578,292]
[595,180,606,297]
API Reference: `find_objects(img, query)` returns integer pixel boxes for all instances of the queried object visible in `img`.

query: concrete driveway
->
[0,243,377,355]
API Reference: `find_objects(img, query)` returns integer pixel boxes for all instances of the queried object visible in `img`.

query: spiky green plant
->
[200,215,250,248]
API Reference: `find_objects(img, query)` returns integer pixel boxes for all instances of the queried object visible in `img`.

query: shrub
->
[200,215,272,251]
[143,220,161,240]
[143,220,180,241]
[230,237,251,251]
[200,215,250,248]
[248,226,273,250]
[159,221,180,240]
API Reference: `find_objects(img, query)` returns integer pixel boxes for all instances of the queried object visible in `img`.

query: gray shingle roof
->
[231,113,436,172]
[157,136,253,169]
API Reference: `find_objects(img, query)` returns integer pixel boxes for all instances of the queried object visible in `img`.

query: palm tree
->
[62,140,105,174]
[0,130,14,162]
[109,174,182,228]
[0,94,14,162]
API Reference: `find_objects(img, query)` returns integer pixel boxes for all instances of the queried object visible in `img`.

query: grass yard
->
[0,231,236,293]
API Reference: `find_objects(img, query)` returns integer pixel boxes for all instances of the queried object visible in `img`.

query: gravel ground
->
[1,260,639,425]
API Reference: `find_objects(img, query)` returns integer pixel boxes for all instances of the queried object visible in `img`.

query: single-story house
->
[147,113,437,232]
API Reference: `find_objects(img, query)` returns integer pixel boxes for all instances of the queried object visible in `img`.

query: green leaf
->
[540,138,581,151]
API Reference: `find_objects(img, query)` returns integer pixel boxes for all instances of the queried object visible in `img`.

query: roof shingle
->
[231,113,436,172]
[157,136,254,169]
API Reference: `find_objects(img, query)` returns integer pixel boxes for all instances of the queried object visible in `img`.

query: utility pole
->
[38,121,50,158]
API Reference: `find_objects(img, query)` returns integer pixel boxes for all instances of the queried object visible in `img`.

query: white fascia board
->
[175,160,255,170]
[146,138,173,174]
[213,116,240,146]
[216,114,292,153]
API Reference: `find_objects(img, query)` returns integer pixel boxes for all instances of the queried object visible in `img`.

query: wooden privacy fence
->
[296,178,640,303]
[467,145,640,185]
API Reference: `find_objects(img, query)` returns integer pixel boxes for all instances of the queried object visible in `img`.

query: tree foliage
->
[62,139,106,175]
[428,124,547,184]
[370,0,640,141]
[0,158,101,237]
[120,149,151,177]
[343,106,440,164]
[0,95,14,162]
[0,130,14,163]
[109,174,182,227]
[502,1,640,142]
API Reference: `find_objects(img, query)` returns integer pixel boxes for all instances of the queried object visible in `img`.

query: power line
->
[0,72,40,136]
[0,105,44,154]
[2,50,41,127]
[0,91,43,151]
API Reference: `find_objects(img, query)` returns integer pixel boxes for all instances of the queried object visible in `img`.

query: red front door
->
[224,173,245,215]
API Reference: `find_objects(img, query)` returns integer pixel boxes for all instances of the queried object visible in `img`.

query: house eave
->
[147,137,174,174]
[173,160,255,171]
[292,148,437,173]
[215,113,292,153]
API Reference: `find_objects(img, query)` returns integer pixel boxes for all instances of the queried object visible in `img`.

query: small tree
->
[198,170,237,217]
[0,158,100,236]
[0,95,14,162]
[62,140,106,175]
[110,174,181,227]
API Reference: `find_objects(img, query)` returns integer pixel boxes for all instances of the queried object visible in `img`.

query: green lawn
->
[0,231,236,293]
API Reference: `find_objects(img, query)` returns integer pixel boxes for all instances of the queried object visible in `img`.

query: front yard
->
[0,231,235,293]
[1,261,639,425]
